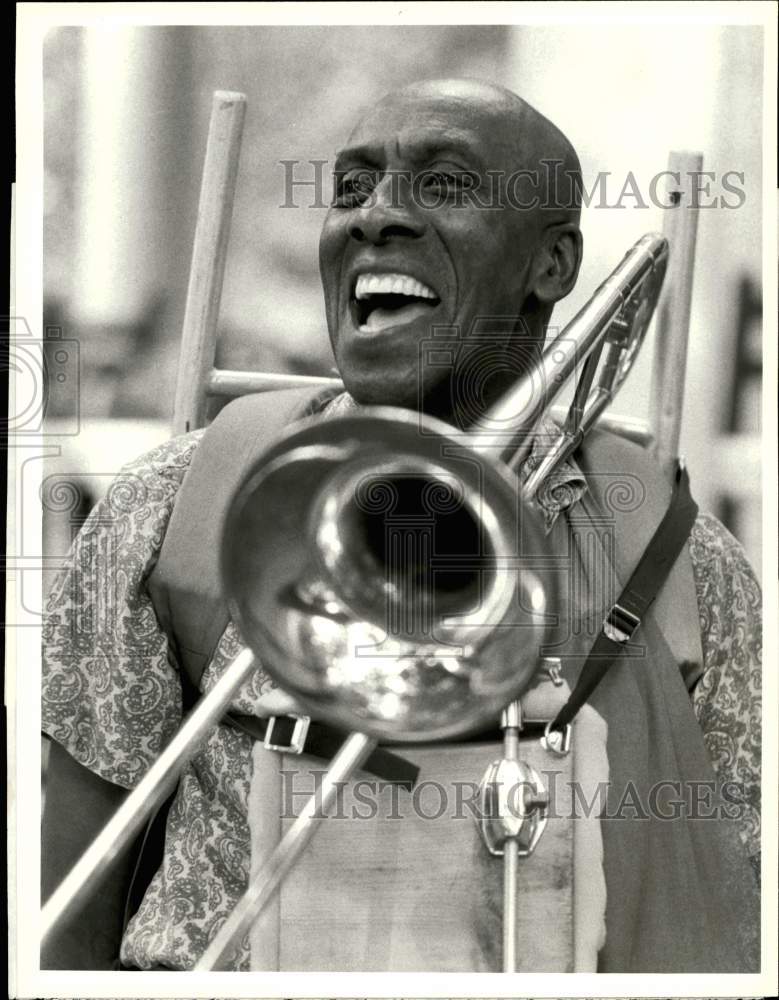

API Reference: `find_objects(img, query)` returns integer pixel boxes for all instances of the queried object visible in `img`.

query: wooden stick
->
[172,91,246,434]
[207,368,342,398]
[649,151,703,475]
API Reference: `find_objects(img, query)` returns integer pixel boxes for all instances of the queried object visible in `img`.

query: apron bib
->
[246,676,609,972]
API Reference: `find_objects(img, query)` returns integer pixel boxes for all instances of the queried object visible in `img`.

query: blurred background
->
[42,23,764,582]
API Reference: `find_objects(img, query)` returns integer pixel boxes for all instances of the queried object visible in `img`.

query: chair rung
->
[207,368,343,397]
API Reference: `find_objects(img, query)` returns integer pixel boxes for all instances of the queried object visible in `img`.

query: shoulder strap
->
[550,460,699,733]
[575,427,704,690]
[147,387,324,690]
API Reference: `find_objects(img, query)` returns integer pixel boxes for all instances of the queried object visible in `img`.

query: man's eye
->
[419,169,476,199]
[424,171,457,189]
[418,169,478,207]
[333,170,377,207]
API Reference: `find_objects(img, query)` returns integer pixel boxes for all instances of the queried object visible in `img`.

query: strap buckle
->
[263,714,311,755]
[541,720,572,756]
[603,603,641,644]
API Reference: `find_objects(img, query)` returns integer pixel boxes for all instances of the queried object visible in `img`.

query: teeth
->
[355,273,438,301]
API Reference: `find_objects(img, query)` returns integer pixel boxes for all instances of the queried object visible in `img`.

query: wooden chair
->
[172,92,701,482]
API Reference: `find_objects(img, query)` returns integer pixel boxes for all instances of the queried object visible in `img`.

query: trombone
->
[41,230,669,960]
[41,91,700,971]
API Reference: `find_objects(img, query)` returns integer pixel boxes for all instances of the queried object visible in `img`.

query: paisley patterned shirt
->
[41,396,762,970]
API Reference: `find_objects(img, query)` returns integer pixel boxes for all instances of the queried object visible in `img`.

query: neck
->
[422,312,549,430]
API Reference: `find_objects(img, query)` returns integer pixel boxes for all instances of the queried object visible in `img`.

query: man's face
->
[318,88,546,415]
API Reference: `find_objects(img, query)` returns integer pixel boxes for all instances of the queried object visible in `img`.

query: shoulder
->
[688,512,762,872]
[688,511,761,671]
[42,434,202,787]
[574,427,666,518]
[83,430,206,532]
[688,511,761,592]
[45,430,206,611]
[118,429,205,488]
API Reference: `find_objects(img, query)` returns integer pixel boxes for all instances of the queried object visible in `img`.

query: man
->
[41,79,761,971]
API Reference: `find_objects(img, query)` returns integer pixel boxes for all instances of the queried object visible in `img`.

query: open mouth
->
[350,272,441,334]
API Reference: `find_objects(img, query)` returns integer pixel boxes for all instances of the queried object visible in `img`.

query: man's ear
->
[531,223,583,305]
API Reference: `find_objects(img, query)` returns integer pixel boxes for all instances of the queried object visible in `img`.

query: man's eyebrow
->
[333,145,382,172]
[406,135,486,171]
[334,130,485,172]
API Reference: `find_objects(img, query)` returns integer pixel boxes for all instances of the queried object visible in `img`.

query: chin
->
[345,378,420,411]
[335,359,415,409]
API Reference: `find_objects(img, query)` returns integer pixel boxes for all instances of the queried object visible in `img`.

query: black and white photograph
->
[8,2,778,996]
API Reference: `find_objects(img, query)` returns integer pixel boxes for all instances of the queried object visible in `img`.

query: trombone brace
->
[478,757,548,857]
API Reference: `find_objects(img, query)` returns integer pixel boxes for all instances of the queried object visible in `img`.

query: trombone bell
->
[221,407,557,742]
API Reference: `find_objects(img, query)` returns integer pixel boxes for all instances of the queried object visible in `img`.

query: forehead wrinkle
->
[336,127,486,174]
[396,127,485,168]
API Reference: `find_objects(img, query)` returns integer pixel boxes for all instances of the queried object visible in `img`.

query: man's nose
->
[349,172,426,246]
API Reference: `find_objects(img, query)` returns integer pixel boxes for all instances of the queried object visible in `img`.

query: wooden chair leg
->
[649,150,703,477]
[172,91,246,435]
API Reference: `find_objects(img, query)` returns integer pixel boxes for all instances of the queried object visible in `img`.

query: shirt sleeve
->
[688,511,761,876]
[42,431,203,790]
